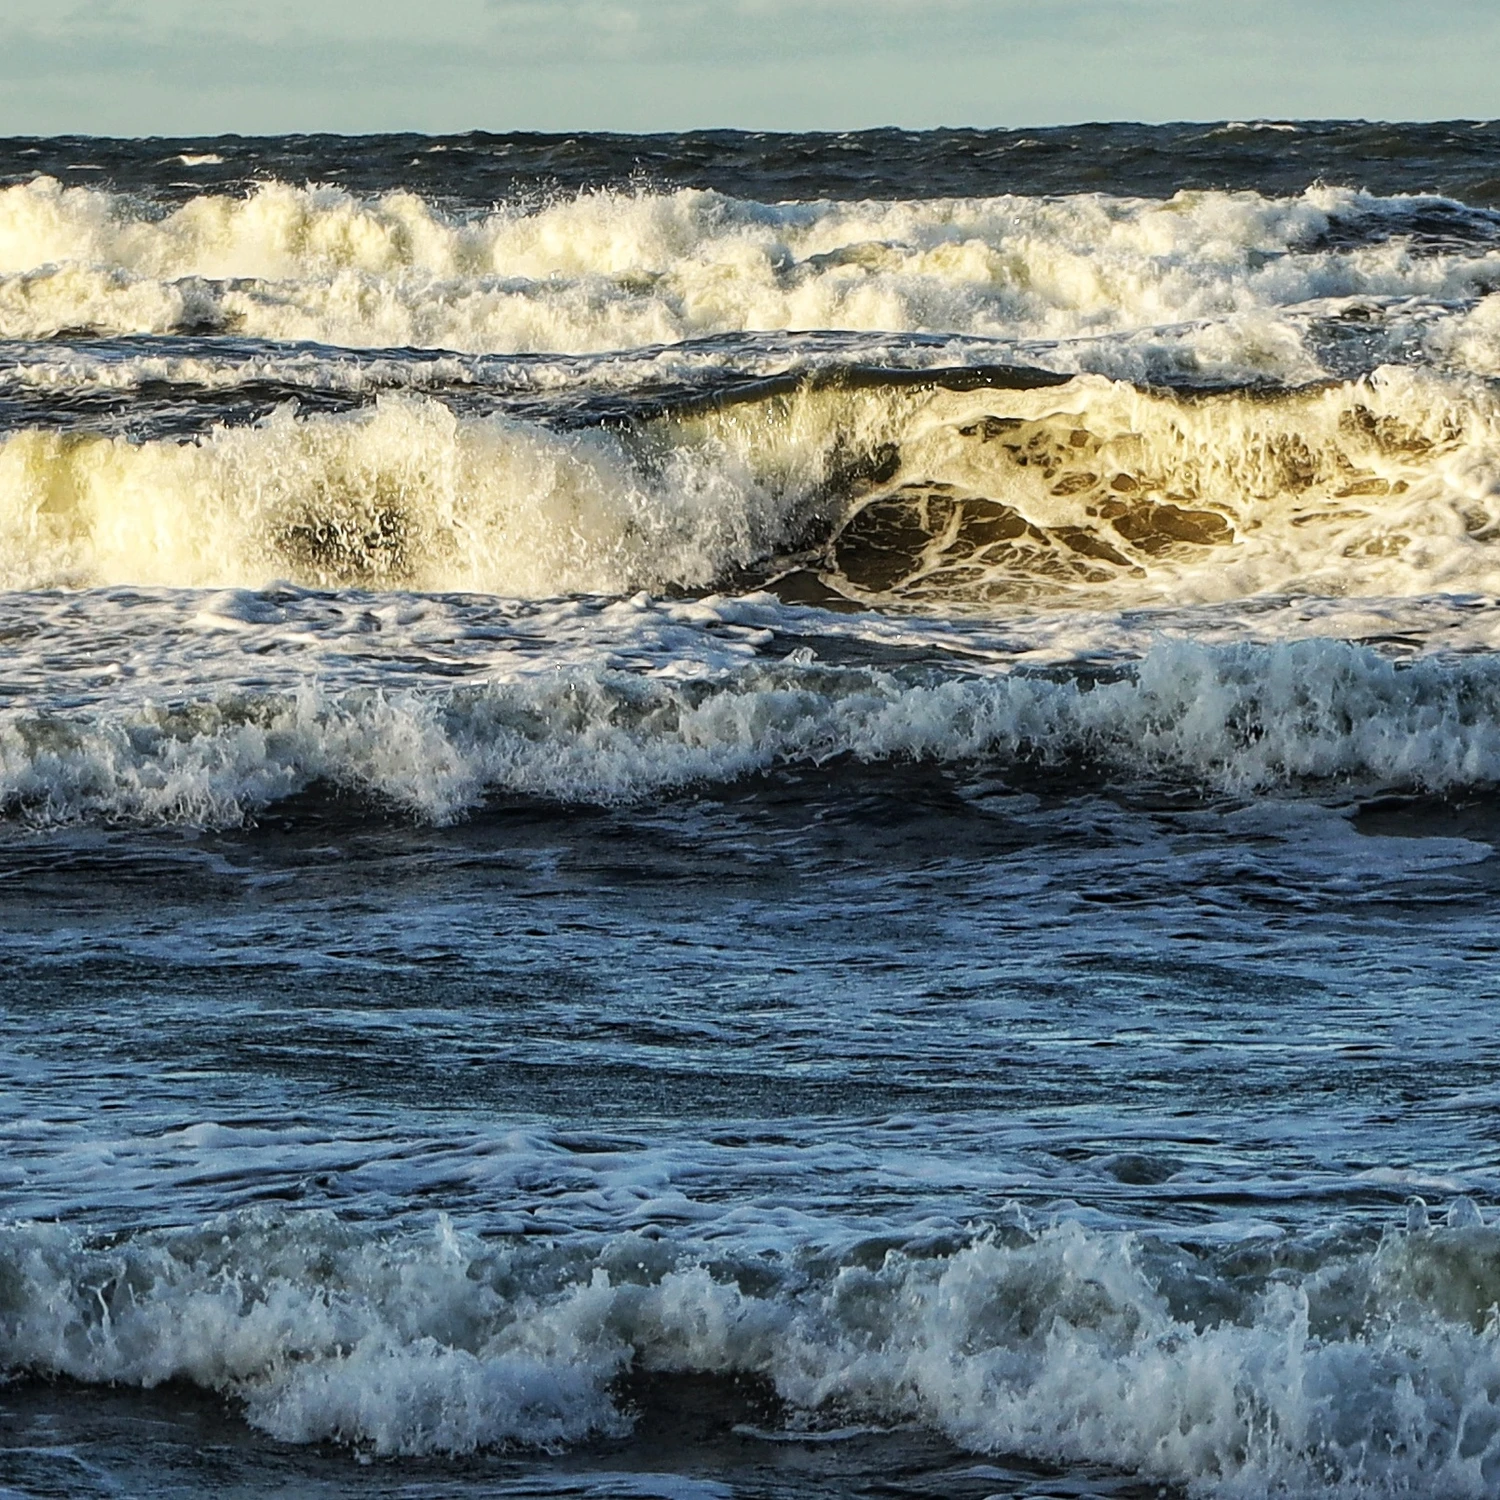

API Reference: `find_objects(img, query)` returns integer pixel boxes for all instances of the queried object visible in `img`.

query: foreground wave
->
[4,638,1500,826]
[7,1204,1500,1494]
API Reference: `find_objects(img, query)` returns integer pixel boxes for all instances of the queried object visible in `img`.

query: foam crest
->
[3,179,1498,362]
[5,638,1500,826]
[0,394,813,594]
[8,1207,1500,1491]
[0,1213,623,1455]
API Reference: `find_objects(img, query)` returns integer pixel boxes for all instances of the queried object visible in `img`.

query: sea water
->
[8,124,1500,1497]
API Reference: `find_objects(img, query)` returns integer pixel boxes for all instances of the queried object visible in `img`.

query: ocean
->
[6,122,1500,1498]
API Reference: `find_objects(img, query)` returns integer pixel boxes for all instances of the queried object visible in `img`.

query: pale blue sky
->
[1,0,1495,136]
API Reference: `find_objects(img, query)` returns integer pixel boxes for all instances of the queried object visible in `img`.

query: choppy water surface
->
[9,124,1500,1498]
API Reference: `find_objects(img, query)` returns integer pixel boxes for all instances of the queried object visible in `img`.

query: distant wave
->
[4,177,1500,371]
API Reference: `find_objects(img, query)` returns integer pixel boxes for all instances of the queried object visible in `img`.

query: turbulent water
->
[11,123,1500,1499]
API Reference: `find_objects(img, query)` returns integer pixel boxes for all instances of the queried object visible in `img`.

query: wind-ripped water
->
[9,123,1500,1498]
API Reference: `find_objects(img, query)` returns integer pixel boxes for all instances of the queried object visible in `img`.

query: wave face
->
[9,1206,1500,1492]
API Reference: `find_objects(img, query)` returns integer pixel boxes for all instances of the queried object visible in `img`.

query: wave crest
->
[4,638,1500,826]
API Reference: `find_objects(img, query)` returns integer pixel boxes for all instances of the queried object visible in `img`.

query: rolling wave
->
[3,367,1500,605]
[4,637,1500,826]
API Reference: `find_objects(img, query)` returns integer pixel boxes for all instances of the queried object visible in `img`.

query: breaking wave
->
[5,637,1500,826]
[8,1204,1500,1494]
[6,367,1500,604]
[4,176,1500,373]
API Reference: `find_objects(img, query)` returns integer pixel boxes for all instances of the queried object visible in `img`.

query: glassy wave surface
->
[7,126,1500,1500]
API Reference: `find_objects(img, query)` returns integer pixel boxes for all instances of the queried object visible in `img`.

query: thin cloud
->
[0,0,1495,135]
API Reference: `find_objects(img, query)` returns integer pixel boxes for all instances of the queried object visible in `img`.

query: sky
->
[1,0,1495,137]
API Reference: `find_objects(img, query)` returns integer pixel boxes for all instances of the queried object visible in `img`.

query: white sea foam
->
[4,637,1500,825]
[0,340,487,396]
[1211,122,1301,135]
[1424,291,1500,378]
[7,1207,1500,1493]
[1,177,1496,367]
[10,583,1500,726]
